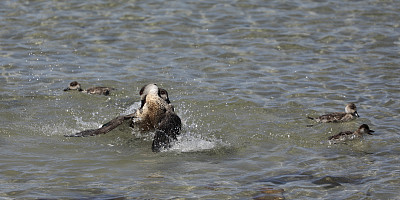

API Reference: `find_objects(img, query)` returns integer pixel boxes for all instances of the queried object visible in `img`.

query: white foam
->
[121,102,140,115]
[39,122,74,136]
[43,101,229,153]
[166,133,228,153]
[73,116,103,129]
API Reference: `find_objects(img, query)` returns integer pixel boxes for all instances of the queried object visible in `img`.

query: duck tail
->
[307,116,314,120]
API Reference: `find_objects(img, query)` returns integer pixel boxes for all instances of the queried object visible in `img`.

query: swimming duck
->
[64,81,114,95]
[66,84,181,152]
[328,124,374,142]
[307,103,360,123]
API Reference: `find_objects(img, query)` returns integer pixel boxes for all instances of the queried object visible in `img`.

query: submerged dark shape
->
[260,173,314,185]
[254,187,285,200]
[65,84,181,152]
[307,103,360,123]
[312,175,362,189]
[64,81,115,95]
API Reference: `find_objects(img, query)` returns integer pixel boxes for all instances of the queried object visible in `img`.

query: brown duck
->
[66,84,181,152]
[328,124,374,142]
[64,81,115,95]
[307,103,360,123]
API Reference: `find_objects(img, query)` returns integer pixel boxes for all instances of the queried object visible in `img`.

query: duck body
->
[308,103,360,123]
[64,81,114,95]
[85,86,114,95]
[132,84,181,151]
[311,112,355,123]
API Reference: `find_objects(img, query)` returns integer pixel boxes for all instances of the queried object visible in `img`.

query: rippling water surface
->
[1,0,400,199]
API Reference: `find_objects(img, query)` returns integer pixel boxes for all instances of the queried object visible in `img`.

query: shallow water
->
[1,0,400,199]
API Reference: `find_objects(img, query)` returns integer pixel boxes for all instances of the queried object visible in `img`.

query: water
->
[1,0,400,199]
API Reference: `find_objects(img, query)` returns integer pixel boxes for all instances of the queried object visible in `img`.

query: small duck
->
[328,124,374,142]
[307,103,360,123]
[64,81,114,95]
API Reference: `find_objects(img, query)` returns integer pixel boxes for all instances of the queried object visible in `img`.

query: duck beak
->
[355,111,360,117]
[367,130,374,135]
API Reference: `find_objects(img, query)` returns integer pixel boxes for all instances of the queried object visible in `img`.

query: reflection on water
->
[1,0,400,199]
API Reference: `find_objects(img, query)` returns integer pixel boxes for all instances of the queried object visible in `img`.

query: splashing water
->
[120,100,230,152]
[167,134,228,153]
[121,102,140,115]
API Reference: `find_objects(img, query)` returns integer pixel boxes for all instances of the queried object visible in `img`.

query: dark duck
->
[328,124,374,143]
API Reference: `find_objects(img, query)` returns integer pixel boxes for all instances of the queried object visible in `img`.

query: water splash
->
[39,99,229,153]
[38,122,75,136]
[121,102,140,115]
[38,116,103,137]
[73,116,103,129]
[167,133,228,153]
[162,101,230,153]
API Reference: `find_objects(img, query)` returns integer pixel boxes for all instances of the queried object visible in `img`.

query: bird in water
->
[65,84,181,152]
[307,103,360,123]
[133,84,181,151]
[64,81,115,95]
[328,124,374,143]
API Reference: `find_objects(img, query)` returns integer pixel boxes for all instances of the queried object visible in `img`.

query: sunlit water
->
[1,0,400,199]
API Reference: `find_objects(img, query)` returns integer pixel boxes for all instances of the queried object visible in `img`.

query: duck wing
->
[317,112,346,123]
[65,115,134,137]
[152,111,182,152]
[328,131,353,140]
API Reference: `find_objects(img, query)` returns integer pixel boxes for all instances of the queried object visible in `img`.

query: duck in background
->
[64,81,115,95]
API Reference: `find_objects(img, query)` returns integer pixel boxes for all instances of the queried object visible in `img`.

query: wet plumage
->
[131,84,181,151]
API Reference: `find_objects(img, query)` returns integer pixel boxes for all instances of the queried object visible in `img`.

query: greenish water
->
[1,0,400,199]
